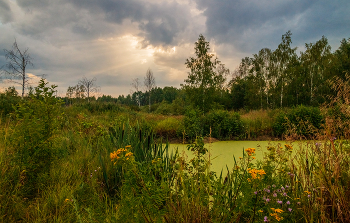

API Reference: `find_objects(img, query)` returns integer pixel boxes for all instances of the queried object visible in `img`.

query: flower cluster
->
[259,184,296,222]
[248,168,266,180]
[245,148,256,156]
[110,148,127,160]
[110,146,133,164]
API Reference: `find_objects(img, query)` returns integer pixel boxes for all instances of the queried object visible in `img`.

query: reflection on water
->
[169,140,315,174]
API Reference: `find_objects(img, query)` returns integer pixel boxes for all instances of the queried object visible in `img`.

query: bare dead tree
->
[144,68,156,112]
[78,76,99,102]
[1,39,33,98]
[131,77,142,107]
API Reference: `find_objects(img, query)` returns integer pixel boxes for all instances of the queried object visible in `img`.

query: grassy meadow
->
[1,79,350,222]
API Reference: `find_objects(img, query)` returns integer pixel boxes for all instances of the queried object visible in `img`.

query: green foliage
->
[183,108,203,141]
[0,86,20,118]
[9,79,63,198]
[1,97,350,222]
[100,121,177,198]
[183,34,227,113]
[154,101,173,115]
[273,105,324,138]
[203,110,244,139]
[154,117,184,139]
[74,101,125,113]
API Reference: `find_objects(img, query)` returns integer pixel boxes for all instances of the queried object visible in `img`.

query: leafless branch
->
[77,76,100,102]
[1,39,33,97]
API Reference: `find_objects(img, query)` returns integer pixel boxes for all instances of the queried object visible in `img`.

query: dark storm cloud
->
[0,0,13,23]
[1,0,349,96]
[71,0,191,47]
[195,0,350,52]
[13,0,191,47]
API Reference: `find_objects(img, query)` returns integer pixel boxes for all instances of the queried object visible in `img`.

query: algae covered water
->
[169,140,314,174]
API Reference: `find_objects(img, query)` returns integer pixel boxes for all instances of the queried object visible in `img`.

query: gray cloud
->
[0,0,13,23]
[1,0,349,96]
[195,0,350,52]
[12,0,191,47]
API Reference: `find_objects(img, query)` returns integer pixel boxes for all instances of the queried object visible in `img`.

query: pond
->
[169,140,316,174]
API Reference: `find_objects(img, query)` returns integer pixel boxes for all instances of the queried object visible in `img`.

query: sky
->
[0,0,349,97]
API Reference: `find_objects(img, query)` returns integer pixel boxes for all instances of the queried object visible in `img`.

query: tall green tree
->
[301,36,331,104]
[251,48,272,109]
[334,38,350,79]
[272,31,297,107]
[183,34,226,113]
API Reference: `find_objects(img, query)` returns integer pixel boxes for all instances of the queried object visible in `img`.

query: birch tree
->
[301,36,331,104]
[273,31,297,107]
[131,77,142,107]
[144,69,156,112]
[184,34,226,113]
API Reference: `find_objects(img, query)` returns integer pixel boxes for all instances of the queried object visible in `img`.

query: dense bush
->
[154,98,186,115]
[203,110,244,139]
[0,87,20,119]
[9,79,63,198]
[154,101,173,115]
[183,109,244,141]
[154,116,184,139]
[183,108,203,141]
[273,105,324,138]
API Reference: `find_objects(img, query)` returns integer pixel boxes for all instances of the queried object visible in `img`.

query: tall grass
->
[240,109,274,139]
[1,77,350,222]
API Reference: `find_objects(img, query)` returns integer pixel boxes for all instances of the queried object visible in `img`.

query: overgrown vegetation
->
[0,75,350,222]
[1,33,350,222]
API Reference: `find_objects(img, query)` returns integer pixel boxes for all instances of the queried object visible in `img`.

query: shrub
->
[203,110,244,139]
[170,97,186,115]
[154,117,184,139]
[0,87,20,119]
[183,108,202,141]
[273,106,324,138]
[154,101,173,115]
[9,79,63,198]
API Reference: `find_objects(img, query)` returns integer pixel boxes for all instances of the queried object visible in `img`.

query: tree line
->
[1,32,350,113]
[95,32,350,113]
[230,32,350,110]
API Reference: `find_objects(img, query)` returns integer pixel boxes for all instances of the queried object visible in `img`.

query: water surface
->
[169,140,314,174]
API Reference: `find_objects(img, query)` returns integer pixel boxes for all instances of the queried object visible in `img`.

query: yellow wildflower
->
[125,152,133,157]
[65,199,70,202]
[274,209,283,213]
[258,210,263,213]
[245,148,256,156]
[110,147,131,163]
[110,151,120,160]
[248,168,266,179]
[304,191,311,194]
[270,213,284,221]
